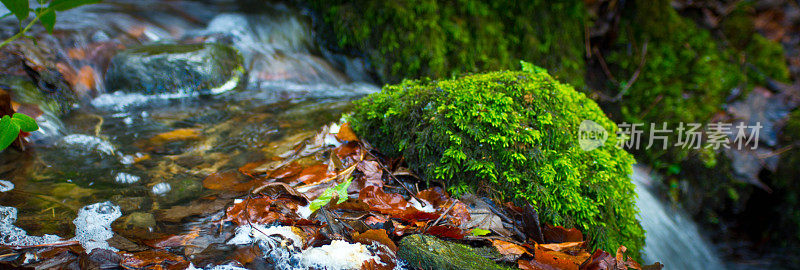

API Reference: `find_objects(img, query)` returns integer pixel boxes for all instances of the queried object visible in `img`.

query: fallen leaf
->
[491,239,530,257]
[202,170,256,192]
[150,128,202,145]
[353,229,397,252]
[119,250,190,270]
[359,186,410,215]
[426,225,465,239]
[335,122,359,141]
[542,224,584,243]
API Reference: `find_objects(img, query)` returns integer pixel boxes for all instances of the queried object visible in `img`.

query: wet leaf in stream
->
[119,249,190,270]
[352,229,397,252]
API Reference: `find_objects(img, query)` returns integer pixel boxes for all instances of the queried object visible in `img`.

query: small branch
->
[0,10,47,49]
[424,200,457,233]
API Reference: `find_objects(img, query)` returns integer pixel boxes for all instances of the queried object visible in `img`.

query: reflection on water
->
[0,0,377,242]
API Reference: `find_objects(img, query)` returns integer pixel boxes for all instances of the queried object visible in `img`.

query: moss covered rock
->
[306,0,586,87]
[106,43,245,95]
[397,234,511,270]
[350,64,644,257]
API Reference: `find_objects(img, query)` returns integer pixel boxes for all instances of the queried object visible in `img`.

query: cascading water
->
[633,165,726,269]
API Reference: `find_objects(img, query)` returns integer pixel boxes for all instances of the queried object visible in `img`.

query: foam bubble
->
[0,180,13,192]
[60,134,116,155]
[151,182,171,195]
[70,201,122,252]
[298,240,379,270]
[114,172,140,184]
[0,206,62,246]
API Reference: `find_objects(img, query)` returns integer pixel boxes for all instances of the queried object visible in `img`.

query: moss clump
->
[350,64,644,258]
[605,0,739,168]
[306,0,587,87]
[398,234,512,270]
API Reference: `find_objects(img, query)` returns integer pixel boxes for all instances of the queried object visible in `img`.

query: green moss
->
[398,234,512,270]
[744,34,790,85]
[350,64,644,258]
[605,0,743,167]
[307,0,587,87]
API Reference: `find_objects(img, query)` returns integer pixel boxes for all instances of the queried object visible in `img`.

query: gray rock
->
[105,43,245,95]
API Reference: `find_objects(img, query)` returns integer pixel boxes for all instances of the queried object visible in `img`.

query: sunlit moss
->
[350,63,644,259]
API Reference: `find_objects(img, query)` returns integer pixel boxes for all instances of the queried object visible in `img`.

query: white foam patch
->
[60,134,116,155]
[114,172,140,184]
[151,182,171,195]
[0,180,13,192]
[0,206,62,246]
[297,240,379,270]
[70,201,122,252]
[227,225,303,247]
[409,198,435,213]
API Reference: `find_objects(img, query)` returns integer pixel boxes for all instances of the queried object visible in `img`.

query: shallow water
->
[0,0,376,244]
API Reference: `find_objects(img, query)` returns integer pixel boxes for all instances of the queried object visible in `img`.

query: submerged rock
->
[105,43,245,95]
[397,234,510,270]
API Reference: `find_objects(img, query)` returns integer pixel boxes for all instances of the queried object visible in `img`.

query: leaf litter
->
[0,122,662,270]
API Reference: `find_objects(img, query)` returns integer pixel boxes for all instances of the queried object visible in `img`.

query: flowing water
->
[1,1,732,269]
[633,166,726,269]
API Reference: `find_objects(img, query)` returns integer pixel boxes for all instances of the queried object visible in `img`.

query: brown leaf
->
[353,229,397,252]
[357,160,384,188]
[336,122,359,142]
[119,250,190,270]
[425,225,465,239]
[539,242,585,253]
[359,186,410,215]
[202,171,256,192]
[222,197,302,225]
[150,128,202,145]
[491,239,530,257]
[534,243,588,270]
[155,197,232,223]
[542,224,584,243]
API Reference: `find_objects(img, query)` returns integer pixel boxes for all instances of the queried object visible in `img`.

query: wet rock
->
[0,75,67,137]
[397,234,511,270]
[105,43,244,95]
[119,212,157,231]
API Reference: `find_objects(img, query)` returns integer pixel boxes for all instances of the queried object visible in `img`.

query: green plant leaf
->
[11,113,38,132]
[0,115,21,151]
[48,0,101,11]
[36,8,55,34]
[471,228,491,236]
[308,177,353,212]
[0,0,29,22]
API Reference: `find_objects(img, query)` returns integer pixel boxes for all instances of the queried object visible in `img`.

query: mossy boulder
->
[397,234,512,270]
[350,64,644,257]
[105,43,245,95]
[307,0,587,87]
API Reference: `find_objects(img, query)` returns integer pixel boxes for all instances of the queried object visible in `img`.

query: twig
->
[363,147,427,207]
[612,41,648,102]
[0,10,46,49]
[424,200,457,233]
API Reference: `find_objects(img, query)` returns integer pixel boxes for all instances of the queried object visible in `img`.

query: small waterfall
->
[633,165,725,269]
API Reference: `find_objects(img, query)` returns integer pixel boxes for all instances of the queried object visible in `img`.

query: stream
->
[1,1,730,269]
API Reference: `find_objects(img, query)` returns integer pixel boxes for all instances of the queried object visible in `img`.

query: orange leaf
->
[353,229,397,252]
[491,239,530,257]
[359,186,410,215]
[336,122,359,142]
[150,128,202,144]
